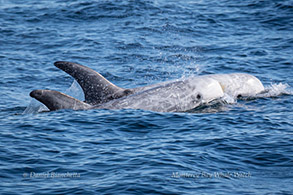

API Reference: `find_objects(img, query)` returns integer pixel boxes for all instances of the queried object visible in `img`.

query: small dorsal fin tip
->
[30,89,91,111]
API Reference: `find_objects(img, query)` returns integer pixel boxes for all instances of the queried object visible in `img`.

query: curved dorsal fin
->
[30,90,91,111]
[54,61,133,105]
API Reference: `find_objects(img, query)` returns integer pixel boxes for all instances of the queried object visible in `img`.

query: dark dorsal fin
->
[54,61,133,105]
[30,90,91,111]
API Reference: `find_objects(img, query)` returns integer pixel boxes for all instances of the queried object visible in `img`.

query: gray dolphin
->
[30,61,264,112]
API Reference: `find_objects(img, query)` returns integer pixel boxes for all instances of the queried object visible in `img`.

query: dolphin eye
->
[196,94,202,100]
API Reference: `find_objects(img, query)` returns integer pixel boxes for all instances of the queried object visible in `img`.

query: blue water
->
[1,0,293,194]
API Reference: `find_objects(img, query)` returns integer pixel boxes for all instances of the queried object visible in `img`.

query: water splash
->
[22,99,49,114]
[221,93,236,104]
[256,83,292,98]
[64,80,84,101]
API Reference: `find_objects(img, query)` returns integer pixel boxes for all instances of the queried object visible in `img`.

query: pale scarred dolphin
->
[30,61,264,112]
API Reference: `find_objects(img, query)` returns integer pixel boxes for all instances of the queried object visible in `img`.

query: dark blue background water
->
[1,0,293,194]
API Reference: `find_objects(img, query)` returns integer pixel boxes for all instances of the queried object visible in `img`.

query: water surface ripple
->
[0,0,292,194]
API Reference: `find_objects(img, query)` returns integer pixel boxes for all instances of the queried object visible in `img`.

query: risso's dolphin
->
[30,61,264,112]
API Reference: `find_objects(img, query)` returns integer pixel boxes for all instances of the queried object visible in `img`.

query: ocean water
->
[1,0,293,194]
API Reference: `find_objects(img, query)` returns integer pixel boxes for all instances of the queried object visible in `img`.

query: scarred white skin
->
[96,76,224,112]
[95,73,264,112]
[202,73,264,97]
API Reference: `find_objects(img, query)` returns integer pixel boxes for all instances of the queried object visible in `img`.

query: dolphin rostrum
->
[30,61,264,112]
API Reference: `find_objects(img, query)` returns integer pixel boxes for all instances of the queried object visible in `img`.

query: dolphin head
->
[189,76,225,104]
[200,73,265,98]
